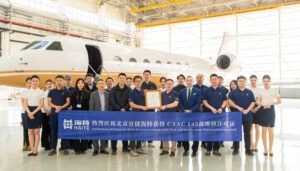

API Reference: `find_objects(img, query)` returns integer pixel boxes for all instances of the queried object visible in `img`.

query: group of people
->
[20,70,281,158]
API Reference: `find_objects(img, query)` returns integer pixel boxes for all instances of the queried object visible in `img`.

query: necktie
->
[187,89,191,102]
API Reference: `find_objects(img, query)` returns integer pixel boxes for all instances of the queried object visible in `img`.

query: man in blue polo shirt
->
[203,74,227,156]
[228,75,255,156]
[47,75,70,156]
[128,75,148,157]
[179,76,202,157]
[159,79,179,157]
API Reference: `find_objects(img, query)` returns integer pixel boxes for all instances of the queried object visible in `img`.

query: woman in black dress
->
[23,75,44,156]
[70,78,90,155]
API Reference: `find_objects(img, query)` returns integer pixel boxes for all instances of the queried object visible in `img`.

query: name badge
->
[77,104,82,108]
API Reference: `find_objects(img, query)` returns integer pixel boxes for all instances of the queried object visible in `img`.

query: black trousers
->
[183,141,199,152]
[206,141,220,151]
[72,140,88,153]
[41,113,51,149]
[233,120,252,152]
[111,140,128,151]
[21,113,29,146]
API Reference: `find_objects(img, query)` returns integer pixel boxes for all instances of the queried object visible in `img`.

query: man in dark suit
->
[89,79,110,156]
[179,76,202,157]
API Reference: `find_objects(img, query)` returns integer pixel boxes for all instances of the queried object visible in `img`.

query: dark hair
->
[25,77,32,82]
[250,74,258,79]
[31,75,40,80]
[262,75,271,80]
[96,79,104,84]
[55,75,65,80]
[143,70,151,75]
[159,76,167,82]
[166,79,174,83]
[218,76,224,79]
[45,79,53,84]
[133,75,142,82]
[186,76,193,80]
[126,77,132,81]
[237,75,247,81]
[177,74,185,80]
[229,80,238,91]
[210,73,218,78]
[106,77,113,83]
[118,73,126,78]
[85,73,95,78]
[75,78,85,90]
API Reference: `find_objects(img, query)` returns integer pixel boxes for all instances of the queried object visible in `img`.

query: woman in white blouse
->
[23,75,44,156]
[258,75,281,157]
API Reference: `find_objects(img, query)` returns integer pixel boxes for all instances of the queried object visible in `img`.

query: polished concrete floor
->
[1,99,300,171]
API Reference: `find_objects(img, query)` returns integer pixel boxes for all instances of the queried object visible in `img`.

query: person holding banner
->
[128,75,148,157]
[179,76,202,157]
[228,76,255,156]
[109,73,131,155]
[70,78,90,155]
[89,79,110,156]
[258,75,281,157]
[22,75,45,156]
[159,79,179,157]
[48,75,71,156]
[203,74,227,156]
[173,74,186,148]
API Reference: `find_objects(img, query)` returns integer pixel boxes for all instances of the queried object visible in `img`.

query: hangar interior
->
[1,0,300,171]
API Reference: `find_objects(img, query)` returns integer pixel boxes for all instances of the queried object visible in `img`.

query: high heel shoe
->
[27,153,34,156]
[263,152,268,156]
[269,153,273,157]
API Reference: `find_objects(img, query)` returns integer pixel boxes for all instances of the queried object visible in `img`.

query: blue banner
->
[58,111,242,141]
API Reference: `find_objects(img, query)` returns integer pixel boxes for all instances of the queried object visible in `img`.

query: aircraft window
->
[176,62,181,65]
[156,60,161,64]
[46,41,63,51]
[143,59,150,63]
[32,41,49,49]
[113,56,122,62]
[129,58,137,63]
[185,63,189,66]
[167,61,172,64]
[21,41,39,50]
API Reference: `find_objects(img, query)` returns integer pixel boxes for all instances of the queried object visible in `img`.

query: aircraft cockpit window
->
[32,41,49,49]
[46,41,63,51]
[21,41,39,50]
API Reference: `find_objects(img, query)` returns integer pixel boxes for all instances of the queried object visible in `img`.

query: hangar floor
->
[0,99,300,171]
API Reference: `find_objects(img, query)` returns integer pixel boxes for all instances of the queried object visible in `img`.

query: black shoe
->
[231,146,234,149]
[213,150,221,156]
[201,143,206,148]
[177,143,182,148]
[170,151,175,157]
[191,152,197,157]
[100,150,109,154]
[183,151,189,156]
[63,150,69,155]
[112,151,117,155]
[45,147,51,151]
[48,150,57,156]
[246,151,254,156]
[92,151,99,156]
[59,147,63,151]
[232,150,239,155]
[27,153,34,156]
[269,153,273,157]
[251,149,258,152]
[205,150,211,156]
[32,153,38,156]
[122,148,130,153]
[160,151,169,156]
[263,152,268,156]
[220,142,225,147]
